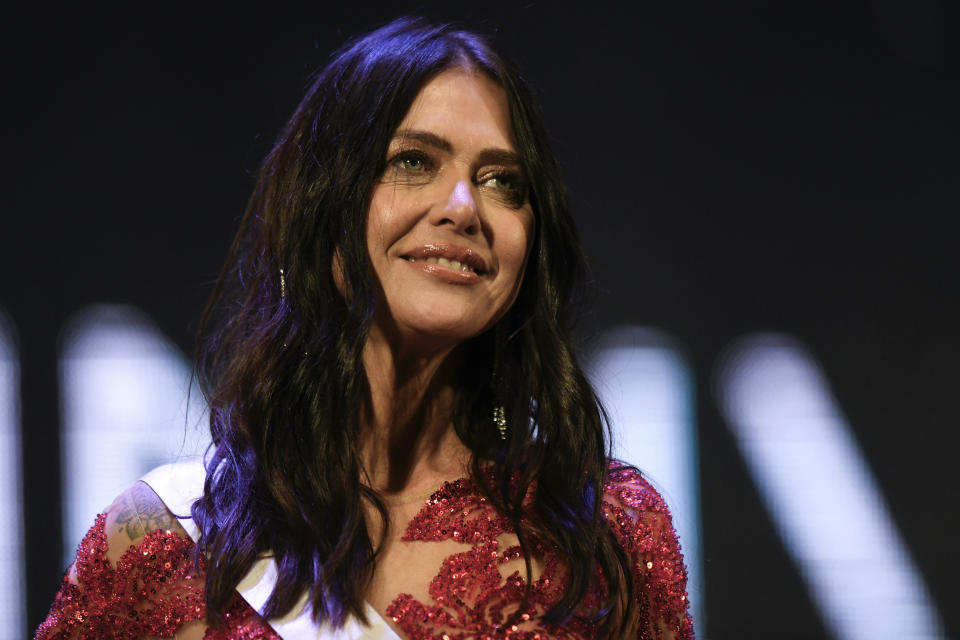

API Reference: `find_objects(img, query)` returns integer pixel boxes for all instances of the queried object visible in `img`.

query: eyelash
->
[386,149,529,206]
[478,170,527,206]
[391,150,433,173]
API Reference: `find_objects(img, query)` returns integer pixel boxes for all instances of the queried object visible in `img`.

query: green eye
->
[483,173,520,191]
[481,171,528,207]
[392,151,429,172]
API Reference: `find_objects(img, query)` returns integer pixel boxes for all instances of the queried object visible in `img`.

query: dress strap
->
[140,458,205,541]
[140,460,400,640]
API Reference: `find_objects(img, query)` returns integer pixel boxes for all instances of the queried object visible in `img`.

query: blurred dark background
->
[3,2,956,637]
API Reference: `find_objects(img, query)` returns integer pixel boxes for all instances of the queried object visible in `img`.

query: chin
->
[388,310,484,345]
[411,319,483,342]
[375,296,507,350]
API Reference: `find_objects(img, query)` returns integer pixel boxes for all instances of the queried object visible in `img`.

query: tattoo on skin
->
[113,482,178,541]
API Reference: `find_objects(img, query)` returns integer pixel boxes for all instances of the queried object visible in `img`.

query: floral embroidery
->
[36,467,692,639]
[34,514,279,639]
[385,467,693,639]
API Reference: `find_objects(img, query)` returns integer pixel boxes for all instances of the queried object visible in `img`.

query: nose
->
[439,180,480,234]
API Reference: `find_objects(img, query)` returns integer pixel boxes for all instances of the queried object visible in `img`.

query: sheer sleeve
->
[603,467,694,640]
[33,482,279,640]
[34,511,207,639]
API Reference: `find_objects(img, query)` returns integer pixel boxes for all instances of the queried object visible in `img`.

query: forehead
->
[396,68,515,150]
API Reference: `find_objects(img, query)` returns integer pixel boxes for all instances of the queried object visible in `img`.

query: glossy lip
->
[401,243,491,276]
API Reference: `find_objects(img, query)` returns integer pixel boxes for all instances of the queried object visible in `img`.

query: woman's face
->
[366,68,535,350]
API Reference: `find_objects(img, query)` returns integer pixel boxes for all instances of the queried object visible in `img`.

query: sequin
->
[385,466,693,639]
[36,465,692,639]
[34,514,280,639]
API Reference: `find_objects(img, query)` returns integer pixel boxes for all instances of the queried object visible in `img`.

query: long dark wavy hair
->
[192,16,636,637]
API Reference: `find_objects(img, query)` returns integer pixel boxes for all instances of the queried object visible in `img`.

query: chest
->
[363,480,578,639]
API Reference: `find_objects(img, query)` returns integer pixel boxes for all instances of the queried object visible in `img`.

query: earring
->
[280,268,288,349]
[493,405,507,440]
[491,326,508,440]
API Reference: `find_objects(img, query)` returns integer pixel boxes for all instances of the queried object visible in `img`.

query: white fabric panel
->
[142,461,400,640]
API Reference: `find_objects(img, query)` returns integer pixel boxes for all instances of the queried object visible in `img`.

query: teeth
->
[406,256,476,273]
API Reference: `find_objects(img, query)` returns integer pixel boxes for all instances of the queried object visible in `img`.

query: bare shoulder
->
[103,481,191,567]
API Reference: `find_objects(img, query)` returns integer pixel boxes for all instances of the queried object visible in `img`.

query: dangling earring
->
[493,405,507,440]
[491,328,507,440]
[280,268,288,349]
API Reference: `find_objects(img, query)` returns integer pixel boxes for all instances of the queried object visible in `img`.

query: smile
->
[405,256,477,273]
[401,244,490,276]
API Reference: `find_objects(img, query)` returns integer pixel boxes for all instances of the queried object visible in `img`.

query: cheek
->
[507,214,536,282]
[493,225,535,325]
[365,199,395,276]
[493,214,535,311]
[366,188,411,261]
[365,204,386,256]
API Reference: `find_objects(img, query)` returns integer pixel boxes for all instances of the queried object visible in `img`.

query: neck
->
[359,326,471,496]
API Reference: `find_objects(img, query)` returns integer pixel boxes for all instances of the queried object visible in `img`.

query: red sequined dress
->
[36,461,693,639]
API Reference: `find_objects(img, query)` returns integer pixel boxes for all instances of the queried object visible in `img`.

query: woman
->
[37,17,693,640]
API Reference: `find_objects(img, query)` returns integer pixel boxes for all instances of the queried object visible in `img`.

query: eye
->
[390,150,431,172]
[399,156,424,171]
[382,149,436,184]
[486,174,516,190]
[479,170,528,207]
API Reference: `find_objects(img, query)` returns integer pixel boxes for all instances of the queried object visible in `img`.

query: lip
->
[401,243,490,276]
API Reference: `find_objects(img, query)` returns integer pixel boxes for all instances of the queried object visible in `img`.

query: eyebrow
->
[391,128,524,168]
[393,129,452,152]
